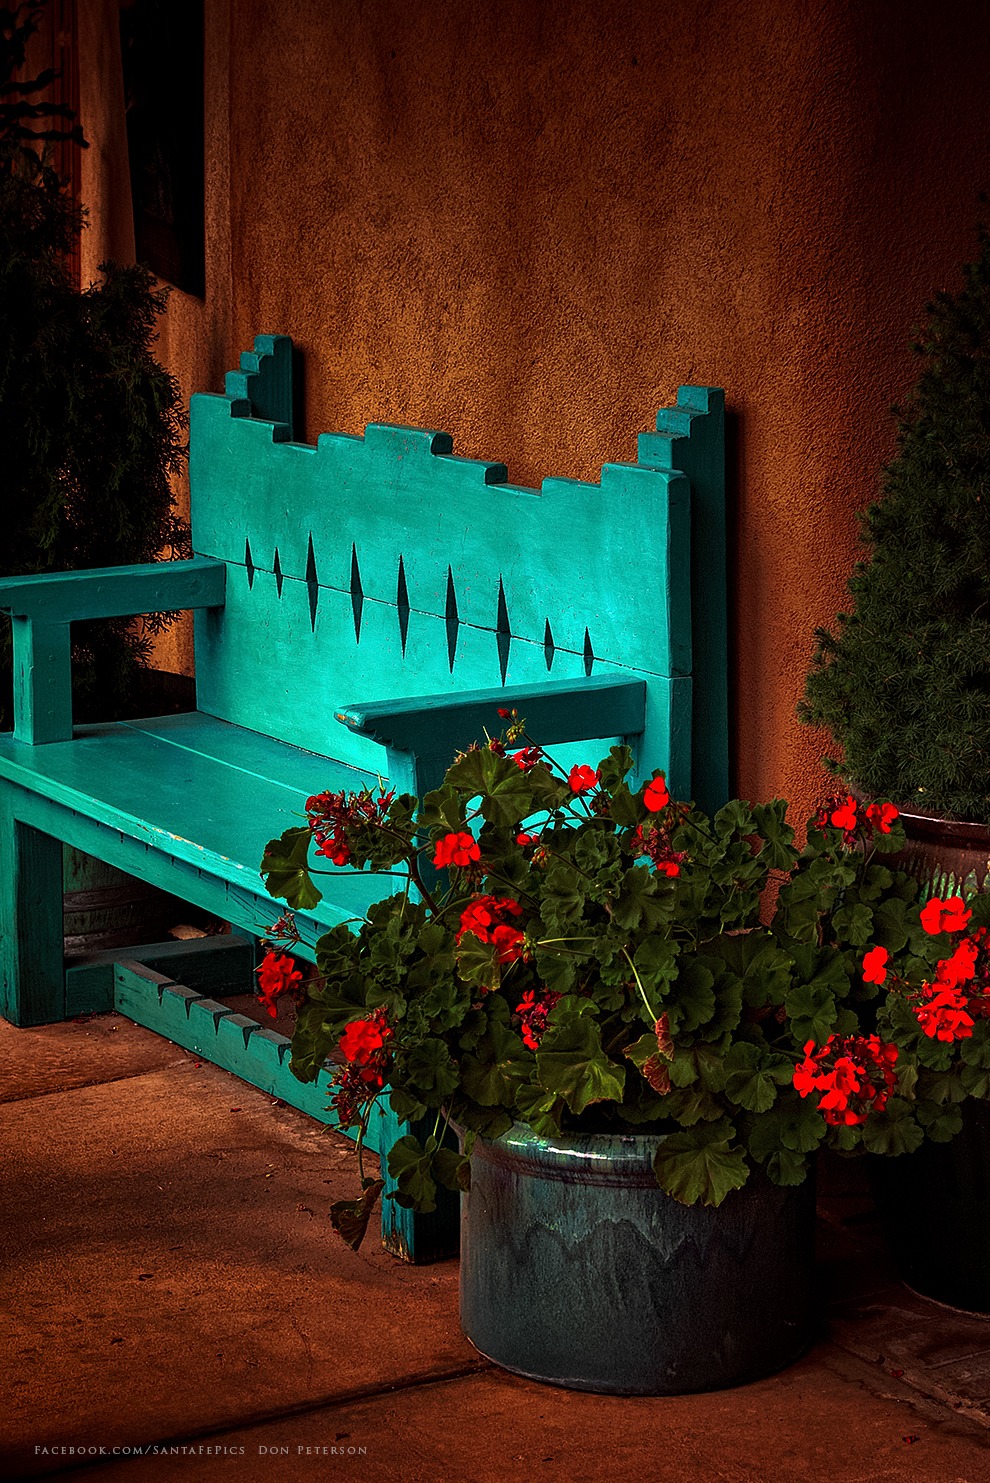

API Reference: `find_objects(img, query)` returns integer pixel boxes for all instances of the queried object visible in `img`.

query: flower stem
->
[621,945,656,1022]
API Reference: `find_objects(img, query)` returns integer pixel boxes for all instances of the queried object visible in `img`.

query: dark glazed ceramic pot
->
[869,1097,990,1314]
[868,804,990,1313]
[459,1124,816,1396]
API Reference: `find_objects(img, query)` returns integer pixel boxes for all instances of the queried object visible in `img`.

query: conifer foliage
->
[801,230,990,823]
[0,2,188,728]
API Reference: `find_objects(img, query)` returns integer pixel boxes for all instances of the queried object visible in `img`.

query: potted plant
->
[257,716,980,1392]
[1,3,192,954]
[799,228,990,1310]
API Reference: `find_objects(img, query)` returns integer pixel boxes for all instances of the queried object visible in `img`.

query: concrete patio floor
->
[2,1009,988,1483]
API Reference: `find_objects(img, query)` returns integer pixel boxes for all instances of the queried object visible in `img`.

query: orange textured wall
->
[81,0,990,822]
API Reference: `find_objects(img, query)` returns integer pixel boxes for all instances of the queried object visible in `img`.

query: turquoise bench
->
[0,334,728,1260]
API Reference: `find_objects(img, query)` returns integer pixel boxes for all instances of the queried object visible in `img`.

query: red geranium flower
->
[516,987,562,1050]
[457,896,528,970]
[830,796,859,832]
[569,765,600,793]
[433,831,482,869]
[866,801,899,834]
[339,1017,386,1065]
[510,746,543,771]
[936,937,979,989]
[643,775,670,813]
[793,1033,898,1126]
[862,945,889,985]
[914,984,975,1042]
[919,896,972,935]
[491,924,528,963]
[255,951,304,1019]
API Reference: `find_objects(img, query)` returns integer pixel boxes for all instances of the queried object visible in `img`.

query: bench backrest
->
[190,335,727,811]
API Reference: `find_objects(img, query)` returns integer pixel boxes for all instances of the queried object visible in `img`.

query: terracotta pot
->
[890,804,990,898]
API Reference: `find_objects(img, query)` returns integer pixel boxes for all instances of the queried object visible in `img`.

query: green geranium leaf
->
[460,1017,530,1107]
[402,1039,461,1099]
[329,1178,385,1251]
[536,1009,626,1115]
[533,943,578,995]
[713,799,756,838]
[443,748,538,827]
[388,1086,428,1122]
[666,958,716,1034]
[916,1102,964,1142]
[633,934,680,991]
[597,745,635,790]
[723,1042,793,1113]
[748,1100,827,1158]
[455,931,500,991]
[660,1085,723,1124]
[608,784,641,828]
[871,896,912,953]
[960,1028,990,1069]
[785,978,839,1047]
[831,901,875,948]
[386,1135,438,1212]
[260,826,322,910]
[514,1078,563,1135]
[751,799,797,872]
[860,1099,925,1156]
[652,1119,749,1207]
[960,1064,990,1098]
[763,1149,809,1187]
[418,783,467,833]
[433,1147,472,1193]
[611,866,663,931]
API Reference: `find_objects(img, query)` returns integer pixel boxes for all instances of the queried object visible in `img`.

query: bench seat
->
[0,711,383,949]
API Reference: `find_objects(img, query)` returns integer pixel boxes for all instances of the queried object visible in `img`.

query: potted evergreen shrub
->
[0,1,189,731]
[257,717,982,1391]
[799,229,990,1310]
[0,3,191,952]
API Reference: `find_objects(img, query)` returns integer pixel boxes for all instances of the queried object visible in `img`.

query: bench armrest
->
[0,558,226,745]
[0,557,225,623]
[336,675,647,797]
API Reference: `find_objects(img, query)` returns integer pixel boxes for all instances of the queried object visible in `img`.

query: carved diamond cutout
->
[544,619,555,672]
[350,543,364,643]
[306,533,319,632]
[244,538,255,590]
[496,577,511,684]
[445,567,459,672]
[396,556,410,656]
[583,628,595,677]
[273,547,284,598]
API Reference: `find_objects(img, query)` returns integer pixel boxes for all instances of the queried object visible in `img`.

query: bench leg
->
[375,1099,460,1263]
[0,801,65,1027]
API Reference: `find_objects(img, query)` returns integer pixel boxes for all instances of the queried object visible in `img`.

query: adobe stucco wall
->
[82,0,990,823]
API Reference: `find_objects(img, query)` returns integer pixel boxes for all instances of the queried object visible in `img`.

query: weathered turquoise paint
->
[0,334,727,1262]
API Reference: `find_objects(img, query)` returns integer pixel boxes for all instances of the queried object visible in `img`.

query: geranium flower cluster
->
[457,895,529,964]
[793,1033,899,1125]
[486,735,544,771]
[515,987,562,1050]
[814,793,899,846]
[433,830,481,869]
[330,1006,395,1126]
[629,774,687,876]
[862,895,990,1043]
[255,949,305,1018]
[305,786,395,866]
